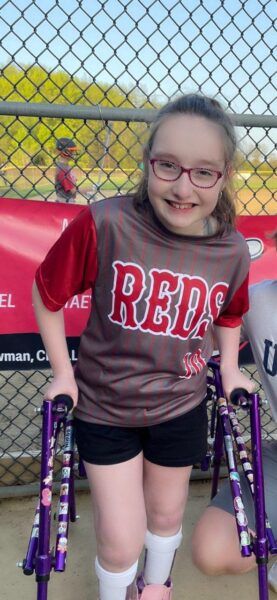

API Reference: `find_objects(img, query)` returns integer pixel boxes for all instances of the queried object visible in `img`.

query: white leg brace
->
[144,527,183,584]
[95,557,138,600]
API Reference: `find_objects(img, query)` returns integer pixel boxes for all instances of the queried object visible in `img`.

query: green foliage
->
[0,63,156,170]
[1,64,275,176]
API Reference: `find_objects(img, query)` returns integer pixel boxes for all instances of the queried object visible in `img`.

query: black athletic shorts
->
[74,398,208,467]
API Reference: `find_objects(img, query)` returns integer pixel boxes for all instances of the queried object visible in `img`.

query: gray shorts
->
[210,440,277,536]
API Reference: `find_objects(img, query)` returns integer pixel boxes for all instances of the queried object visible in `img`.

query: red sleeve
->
[57,170,76,192]
[214,273,249,328]
[35,207,98,311]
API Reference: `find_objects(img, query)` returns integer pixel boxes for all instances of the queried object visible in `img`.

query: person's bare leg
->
[142,459,191,585]
[191,506,256,575]
[84,453,147,572]
[144,459,191,535]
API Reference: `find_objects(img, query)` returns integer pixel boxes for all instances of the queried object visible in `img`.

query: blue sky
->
[0,0,276,118]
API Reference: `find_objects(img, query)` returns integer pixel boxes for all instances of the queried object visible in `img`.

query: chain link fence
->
[0,0,276,489]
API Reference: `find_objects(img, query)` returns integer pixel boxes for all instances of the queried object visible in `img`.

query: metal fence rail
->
[0,106,275,211]
[1,100,277,127]
[0,0,276,489]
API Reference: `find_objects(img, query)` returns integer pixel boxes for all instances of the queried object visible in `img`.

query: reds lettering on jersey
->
[109,260,228,340]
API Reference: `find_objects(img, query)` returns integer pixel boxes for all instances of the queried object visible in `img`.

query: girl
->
[33,93,254,600]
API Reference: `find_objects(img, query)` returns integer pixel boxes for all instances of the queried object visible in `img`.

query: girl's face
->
[147,114,227,236]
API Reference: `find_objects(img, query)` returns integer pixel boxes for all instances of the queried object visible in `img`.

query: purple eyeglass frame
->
[149,158,224,188]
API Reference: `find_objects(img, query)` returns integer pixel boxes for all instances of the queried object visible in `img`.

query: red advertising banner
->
[0,198,88,336]
[0,198,87,369]
[236,215,277,285]
[0,197,276,369]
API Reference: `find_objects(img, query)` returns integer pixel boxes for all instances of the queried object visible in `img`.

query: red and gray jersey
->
[36,196,250,427]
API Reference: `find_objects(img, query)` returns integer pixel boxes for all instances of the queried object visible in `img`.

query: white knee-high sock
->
[95,557,138,600]
[144,527,183,584]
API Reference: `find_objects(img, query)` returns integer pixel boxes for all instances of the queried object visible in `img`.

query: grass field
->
[0,169,276,212]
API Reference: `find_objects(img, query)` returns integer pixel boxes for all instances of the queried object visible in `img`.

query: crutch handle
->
[230,387,249,407]
[53,394,74,413]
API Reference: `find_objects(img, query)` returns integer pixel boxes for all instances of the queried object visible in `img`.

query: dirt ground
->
[1,480,276,600]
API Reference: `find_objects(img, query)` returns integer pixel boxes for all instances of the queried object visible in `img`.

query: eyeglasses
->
[150,158,224,189]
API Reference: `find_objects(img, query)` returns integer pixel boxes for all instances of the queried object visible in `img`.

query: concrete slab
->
[1,480,275,600]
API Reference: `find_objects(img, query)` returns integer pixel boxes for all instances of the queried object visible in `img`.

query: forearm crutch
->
[230,387,277,600]
[228,400,277,556]
[207,360,276,600]
[18,394,76,600]
[208,363,252,558]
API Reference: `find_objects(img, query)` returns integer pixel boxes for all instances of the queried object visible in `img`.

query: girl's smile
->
[166,201,195,210]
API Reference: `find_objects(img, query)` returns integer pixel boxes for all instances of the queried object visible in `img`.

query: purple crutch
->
[207,359,277,600]
[209,362,252,557]
[228,402,277,556]
[19,394,76,600]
